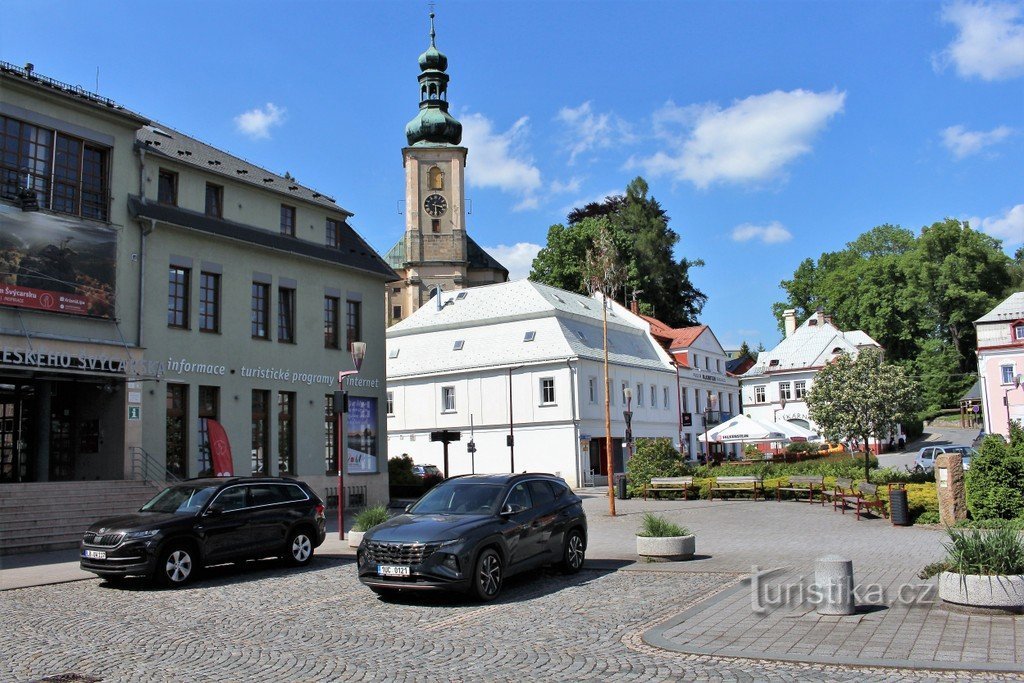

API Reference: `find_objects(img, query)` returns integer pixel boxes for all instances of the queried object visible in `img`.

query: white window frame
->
[1002,364,1015,385]
[754,385,766,404]
[441,386,456,412]
[636,383,644,407]
[540,377,556,405]
[386,391,394,416]
[681,387,689,412]
[651,385,657,408]
[663,386,670,409]
[779,382,792,401]
[588,377,597,404]
[794,380,806,400]
[1016,324,1024,340]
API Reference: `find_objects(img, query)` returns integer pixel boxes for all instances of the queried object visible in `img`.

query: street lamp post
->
[623,387,634,477]
[507,364,523,473]
[702,394,719,465]
[336,341,366,541]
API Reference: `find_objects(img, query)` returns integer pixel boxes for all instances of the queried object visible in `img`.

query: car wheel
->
[156,543,196,588]
[286,528,314,566]
[471,548,503,601]
[561,528,586,574]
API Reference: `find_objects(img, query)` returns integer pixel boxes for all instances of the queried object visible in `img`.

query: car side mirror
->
[404,504,412,513]
[204,505,223,517]
[500,504,515,517]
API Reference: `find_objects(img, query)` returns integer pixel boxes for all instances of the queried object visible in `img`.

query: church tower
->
[385,13,508,326]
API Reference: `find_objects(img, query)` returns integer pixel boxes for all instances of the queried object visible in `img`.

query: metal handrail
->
[128,446,182,484]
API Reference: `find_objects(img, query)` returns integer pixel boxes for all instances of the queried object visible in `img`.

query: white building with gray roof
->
[386,280,682,486]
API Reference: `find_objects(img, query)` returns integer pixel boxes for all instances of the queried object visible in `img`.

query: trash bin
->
[889,487,910,526]
[616,474,628,500]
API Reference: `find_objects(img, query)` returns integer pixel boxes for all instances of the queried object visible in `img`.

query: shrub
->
[352,505,390,532]
[919,527,1024,578]
[785,441,818,455]
[905,483,939,524]
[388,454,419,487]
[965,435,1024,521]
[626,438,688,498]
[636,513,689,538]
[872,466,932,485]
[915,510,940,525]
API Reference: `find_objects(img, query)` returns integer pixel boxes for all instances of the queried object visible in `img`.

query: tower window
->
[431,219,440,233]
[429,166,444,190]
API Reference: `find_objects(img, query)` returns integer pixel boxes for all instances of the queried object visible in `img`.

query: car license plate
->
[83,549,106,560]
[377,565,410,577]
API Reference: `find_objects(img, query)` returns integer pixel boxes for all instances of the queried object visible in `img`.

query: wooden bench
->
[824,477,856,510]
[775,475,824,504]
[643,476,695,500]
[709,476,763,501]
[852,483,888,520]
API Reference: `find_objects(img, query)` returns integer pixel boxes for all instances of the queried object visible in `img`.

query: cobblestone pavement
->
[3,557,1022,682]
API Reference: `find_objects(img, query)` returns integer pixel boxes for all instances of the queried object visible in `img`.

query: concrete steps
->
[0,480,164,555]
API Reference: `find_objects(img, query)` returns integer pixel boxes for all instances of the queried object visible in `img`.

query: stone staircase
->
[0,480,164,555]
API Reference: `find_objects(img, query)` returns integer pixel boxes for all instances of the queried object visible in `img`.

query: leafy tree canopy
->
[529,176,706,326]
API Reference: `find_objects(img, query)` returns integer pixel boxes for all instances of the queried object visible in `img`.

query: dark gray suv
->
[80,477,326,587]
[357,473,587,601]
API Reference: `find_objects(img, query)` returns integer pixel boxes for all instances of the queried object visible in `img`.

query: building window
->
[278,391,295,474]
[387,391,394,416]
[251,282,269,339]
[197,386,219,475]
[779,382,792,401]
[251,390,270,475]
[0,116,110,221]
[431,219,440,233]
[280,204,296,236]
[278,287,296,343]
[523,331,536,342]
[166,384,188,478]
[755,386,766,403]
[324,296,340,348]
[441,386,456,412]
[728,393,734,413]
[794,380,807,400]
[429,166,444,190]
[453,340,464,351]
[651,385,657,408]
[692,354,698,368]
[717,359,722,372]
[392,305,402,321]
[326,218,343,248]
[205,182,223,218]
[636,384,644,407]
[540,378,556,405]
[589,377,597,403]
[346,300,361,350]
[167,266,190,329]
[663,386,670,409]
[1016,324,1024,340]
[325,394,337,474]
[705,357,710,370]
[621,381,628,405]
[681,387,689,412]
[199,272,220,333]
[158,169,178,205]
[1002,364,1015,385]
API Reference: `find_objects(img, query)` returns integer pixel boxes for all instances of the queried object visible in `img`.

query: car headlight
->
[125,529,160,539]
[437,538,463,548]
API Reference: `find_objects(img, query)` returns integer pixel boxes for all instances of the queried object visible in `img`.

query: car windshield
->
[410,482,505,515]
[140,485,219,514]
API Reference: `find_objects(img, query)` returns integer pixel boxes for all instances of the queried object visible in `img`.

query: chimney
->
[816,307,826,327]
[630,298,639,315]
[783,309,797,338]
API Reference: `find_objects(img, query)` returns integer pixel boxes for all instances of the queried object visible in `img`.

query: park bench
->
[823,477,857,510]
[643,476,695,500]
[709,475,763,501]
[851,482,888,521]
[775,475,825,504]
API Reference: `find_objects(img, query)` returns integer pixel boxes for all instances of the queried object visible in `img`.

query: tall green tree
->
[530,176,705,326]
[806,349,921,480]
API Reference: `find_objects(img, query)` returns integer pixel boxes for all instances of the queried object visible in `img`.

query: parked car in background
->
[357,473,587,601]
[412,464,442,478]
[80,477,326,587]
[818,442,846,456]
[972,431,1005,448]
[914,445,977,473]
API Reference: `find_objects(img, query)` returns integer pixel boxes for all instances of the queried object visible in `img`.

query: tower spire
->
[429,10,436,47]
[405,10,462,146]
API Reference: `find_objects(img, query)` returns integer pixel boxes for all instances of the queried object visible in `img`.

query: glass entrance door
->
[0,398,24,482]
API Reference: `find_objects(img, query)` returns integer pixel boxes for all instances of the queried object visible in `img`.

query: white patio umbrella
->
[697,414,791,443]
[772,420,820,442]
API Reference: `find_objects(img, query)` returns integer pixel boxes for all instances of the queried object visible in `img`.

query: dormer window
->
[1014,322,1024,340]
[453,340,464,351]
[523,331,536,342]
[456,292,468,300]
[768,359,780,367]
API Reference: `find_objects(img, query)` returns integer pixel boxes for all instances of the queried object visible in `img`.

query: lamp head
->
[623,387,632,400]
[350,342,366,371]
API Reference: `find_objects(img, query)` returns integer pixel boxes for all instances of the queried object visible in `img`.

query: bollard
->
[815,555,855,615]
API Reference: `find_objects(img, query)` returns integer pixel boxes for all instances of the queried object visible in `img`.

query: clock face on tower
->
[424,193,448,217]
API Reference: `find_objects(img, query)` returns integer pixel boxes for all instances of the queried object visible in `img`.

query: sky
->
[3,1,1022,350]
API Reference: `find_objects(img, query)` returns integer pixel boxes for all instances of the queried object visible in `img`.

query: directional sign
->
[128,406,141,421]
[430,430,461,443]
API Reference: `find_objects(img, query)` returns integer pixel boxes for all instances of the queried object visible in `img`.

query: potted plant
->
[919,527,1024,614]
[349,505,390,548]
[636,513,695,561]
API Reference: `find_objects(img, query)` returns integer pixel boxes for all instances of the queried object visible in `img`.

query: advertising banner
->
[347,396,378,474]
[0,206,116,318]
[206,420,234,477]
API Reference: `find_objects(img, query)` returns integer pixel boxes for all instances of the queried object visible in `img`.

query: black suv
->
[357,473,587,601]
[80,477,326,587]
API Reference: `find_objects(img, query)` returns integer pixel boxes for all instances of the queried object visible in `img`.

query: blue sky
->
[4,1,1021,350]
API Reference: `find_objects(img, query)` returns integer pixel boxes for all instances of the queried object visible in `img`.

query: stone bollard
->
[815,555,855,615]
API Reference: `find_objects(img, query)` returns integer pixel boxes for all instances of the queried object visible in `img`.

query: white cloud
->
[483,242,543,280]
[234,103,286,140]
[731,221,794,244]
[632,89,846,189]
[556,101,633,164]
[461,113,542,208]
[938,1,1024,81]
[941,124,1015,158]
[969,204,1024,244]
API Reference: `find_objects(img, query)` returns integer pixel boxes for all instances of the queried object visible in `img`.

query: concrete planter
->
[636,534,695,561]
[938,572,1024,614]
[347,530,365,548]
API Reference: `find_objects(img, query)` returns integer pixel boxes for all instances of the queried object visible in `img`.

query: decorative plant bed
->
[635,513,695,561]
[348,530,365,548]
[919,527,1024,615]
[938,572,1024,614]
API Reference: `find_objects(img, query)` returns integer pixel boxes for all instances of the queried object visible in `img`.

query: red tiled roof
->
[668,325,706,349]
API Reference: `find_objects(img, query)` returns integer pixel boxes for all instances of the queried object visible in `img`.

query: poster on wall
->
[347,396,378,474]
[0,206,116,318]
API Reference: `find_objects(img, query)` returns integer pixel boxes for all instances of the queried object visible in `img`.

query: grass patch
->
[352,505,390,532]
[636,513,689,538]
[919,527,1024,579]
